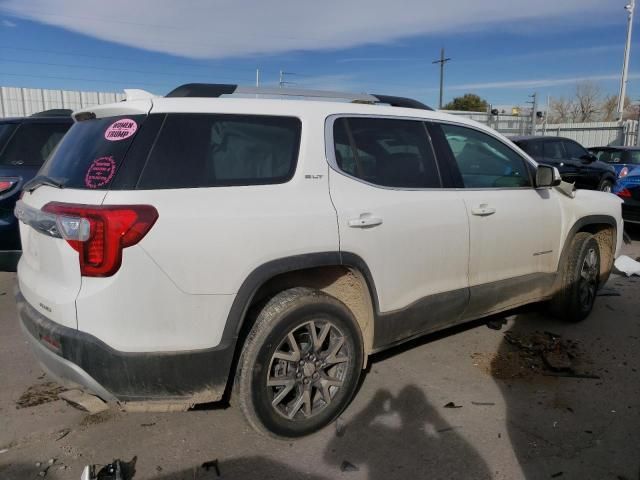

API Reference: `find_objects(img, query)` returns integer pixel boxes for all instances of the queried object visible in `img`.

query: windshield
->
[39,115,146,189]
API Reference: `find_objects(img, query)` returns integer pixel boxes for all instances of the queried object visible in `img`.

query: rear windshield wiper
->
[23,175,64,193]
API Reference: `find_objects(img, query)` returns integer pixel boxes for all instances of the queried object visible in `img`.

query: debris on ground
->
[472,330,595,380]
[486,318,507,330]
[201,460,220,476]
[471,401,495,406]
[59,389,109,414]
[335,417,346,437]
[340,461,359,472]
[81,457,137,480]
[614,255,640,276]
[55,428,71,441]
[140,422,156,427]
[444,402,462,409]
[16,382,66,409]
[551,472,563,478]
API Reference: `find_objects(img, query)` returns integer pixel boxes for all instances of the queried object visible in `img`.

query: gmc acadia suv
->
[14,84,623,437]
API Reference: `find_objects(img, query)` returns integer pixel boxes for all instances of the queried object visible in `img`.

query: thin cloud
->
[0,0,616,59]
[1,18,16,27]
[449,73,640,91]
[337,57,415,64]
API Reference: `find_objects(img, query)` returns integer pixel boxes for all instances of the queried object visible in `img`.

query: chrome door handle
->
[348,214,383,228]
[471,204,496,216]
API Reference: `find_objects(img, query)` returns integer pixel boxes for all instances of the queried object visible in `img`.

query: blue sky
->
[0,0,638,108]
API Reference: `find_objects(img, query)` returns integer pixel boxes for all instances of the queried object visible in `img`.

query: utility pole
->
[618,0,635,119]
[527,92,538,135]
[432,48,451,109]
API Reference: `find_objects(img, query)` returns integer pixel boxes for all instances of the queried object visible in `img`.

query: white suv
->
[14,84,623,437]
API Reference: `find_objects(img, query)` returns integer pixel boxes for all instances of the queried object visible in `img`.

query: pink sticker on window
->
[85,156,116,189]
[104,118,137,141]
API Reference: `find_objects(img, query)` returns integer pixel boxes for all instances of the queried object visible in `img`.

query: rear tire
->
[550,232,600,322]
[235,287,363,437]
[598,179,613,192]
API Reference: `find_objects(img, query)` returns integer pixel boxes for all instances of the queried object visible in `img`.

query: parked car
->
[15,84,623,437]
[511,135,617,192]
[588,145,640,180]
[0,110,73,270]
[613,165,640,224]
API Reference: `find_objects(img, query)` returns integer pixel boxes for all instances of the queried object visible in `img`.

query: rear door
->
[327,116,470,347]
[434,122,561,318]
[562,139,598,189]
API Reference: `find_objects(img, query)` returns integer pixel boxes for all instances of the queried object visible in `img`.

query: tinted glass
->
[441,124,531,188]
[543,140,565,160]
[515,140,543,157]
[590,148,620,163]
[0,122,70,167]
[563,140,587,159]
[40,115,145,189]
[0,123,17,153]
[137,114,301,189]
[333,117,440,188]
[629,151,640,164]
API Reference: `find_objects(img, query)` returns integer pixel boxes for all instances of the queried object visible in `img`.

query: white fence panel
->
[0,86,124,118]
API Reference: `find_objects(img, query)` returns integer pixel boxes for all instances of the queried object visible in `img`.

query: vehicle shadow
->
[323,386,492,480]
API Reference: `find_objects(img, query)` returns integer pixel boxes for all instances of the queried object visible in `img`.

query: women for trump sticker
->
[85,156,116,189]
[104,118,137,141]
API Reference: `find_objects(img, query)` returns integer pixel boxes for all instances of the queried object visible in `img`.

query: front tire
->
[550,232,600,322]
[235,287,363,437]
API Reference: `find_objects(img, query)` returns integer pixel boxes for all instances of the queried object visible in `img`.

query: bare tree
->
[549,97,574,123]
[601,94,631,121]
[574,81,601,122]
[601,95,619,121]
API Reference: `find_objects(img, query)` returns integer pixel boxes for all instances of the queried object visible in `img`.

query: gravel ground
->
[1,229,639,480]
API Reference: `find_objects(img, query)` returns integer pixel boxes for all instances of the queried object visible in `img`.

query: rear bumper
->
[16,288,235,404]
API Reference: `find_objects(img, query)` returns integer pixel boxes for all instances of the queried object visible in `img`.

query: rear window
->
[0,122,70,167]
[40,115,145,189]
[136,114,301,189]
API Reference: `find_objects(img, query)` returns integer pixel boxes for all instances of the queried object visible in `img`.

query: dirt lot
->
[1,230,639,480]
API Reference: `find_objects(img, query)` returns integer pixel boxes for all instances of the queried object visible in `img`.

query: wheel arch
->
[219,252,379,396]
[556,215,617,286]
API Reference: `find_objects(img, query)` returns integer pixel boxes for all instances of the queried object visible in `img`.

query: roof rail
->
[165,83,433,111]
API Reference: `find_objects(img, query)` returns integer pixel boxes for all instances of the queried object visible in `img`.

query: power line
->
[0,72,174,90]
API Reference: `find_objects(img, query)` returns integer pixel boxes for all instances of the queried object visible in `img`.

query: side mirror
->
[536,164,562,188]
[581,153,597,163]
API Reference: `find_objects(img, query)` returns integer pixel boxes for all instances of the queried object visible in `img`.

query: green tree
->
[443,93,489,112]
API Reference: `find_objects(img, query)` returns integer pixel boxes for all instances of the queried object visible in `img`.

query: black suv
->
[0,110,73,270]
[511,135,617,192]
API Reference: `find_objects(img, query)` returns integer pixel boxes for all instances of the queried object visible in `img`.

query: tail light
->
[617,188,632,199]
[0,177,18,194]
[41,202,158,277]
[619,167,629,179]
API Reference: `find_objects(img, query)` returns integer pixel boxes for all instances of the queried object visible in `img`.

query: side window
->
[137,114,301,189]
[517,140,542,157]
[543,140,566,160]
[563,140,588,160]
[332,117,440,188]
[440,124,531,188]
[0,122,71,167]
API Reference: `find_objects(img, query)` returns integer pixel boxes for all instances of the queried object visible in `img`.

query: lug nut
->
[296,372,302,378]
[299,360,305,366]
[303,378,310,385]
[312,372,319,380]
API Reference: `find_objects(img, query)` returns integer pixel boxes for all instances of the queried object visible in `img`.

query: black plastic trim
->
[166,83,238,98]
[17,290,233,401]
[371,94,433,111]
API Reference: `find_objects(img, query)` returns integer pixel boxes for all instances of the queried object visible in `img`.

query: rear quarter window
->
[136,114,301,189]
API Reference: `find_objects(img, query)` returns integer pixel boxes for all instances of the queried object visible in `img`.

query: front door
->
[327,116,470,348]
[434,122,561,318]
